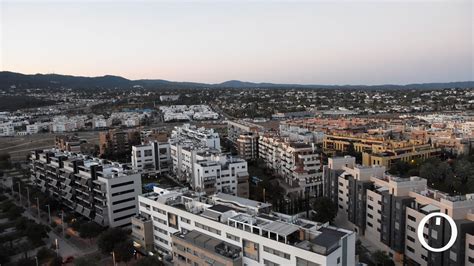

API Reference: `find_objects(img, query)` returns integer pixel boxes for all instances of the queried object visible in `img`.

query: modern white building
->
[131,142,171,174]
[132,186,356,265]
[171,123,220,150]
[30,149,142,227]
[0,122,15,136]
[194,154,249,198]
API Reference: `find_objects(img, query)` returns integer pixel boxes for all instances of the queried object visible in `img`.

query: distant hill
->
[0,71,472,90]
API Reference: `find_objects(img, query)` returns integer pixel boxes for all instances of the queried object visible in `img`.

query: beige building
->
[236,132,259,160]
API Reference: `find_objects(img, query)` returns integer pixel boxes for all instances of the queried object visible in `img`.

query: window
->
[113,205,136,213]
[180,217,191,224]
[168,213,179,229]
[407,235,415,242]
[113,197,135,205]
[144,150,152,156]
[112,189,134,197]
[407,246,415,253]
[296,257,321,266]
[243,239,259,261]
[408,215,416,222]
[263,246,290,260]
[264,259,280,266]
[368,204,374,210]
[226,233,240,242]
[195,222,221,235]
[153,216,167,225]
[152,207,166,215]
[111,181,134,188]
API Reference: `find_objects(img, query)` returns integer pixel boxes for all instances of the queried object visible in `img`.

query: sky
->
[0,0,473,85]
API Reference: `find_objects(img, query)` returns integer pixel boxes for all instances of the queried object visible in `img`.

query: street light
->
[26,186,31,210]
[61,210,65,237]
[36,197,40,219]
[34,256,39,266]
[45,204,51,224]
[111,251,117,266]
[18,182,22,206]
[55,238,59,257]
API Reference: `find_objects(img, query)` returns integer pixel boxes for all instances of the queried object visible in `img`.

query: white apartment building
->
[93,116,109,129]
[131,142,171,174]
[279,123,325,144]
[194,154,249,198]
[259,135,323,197]
[0,122,15,136]
[171,123,220,150]
[133,186,356,266]
[30,149,142,227]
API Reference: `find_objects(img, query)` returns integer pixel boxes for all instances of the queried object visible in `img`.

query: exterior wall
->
[137,195,355,266]
[131,142,171,174]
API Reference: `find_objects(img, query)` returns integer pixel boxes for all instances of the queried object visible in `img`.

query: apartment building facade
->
[132,186,356,266]
[324,156,474,265]
[131,142,171,174]
[193,154,249,198]
[99,129,141,159]
[236,132,259,160]
[227,120,263,144]
[258,135,323,197]
[30,149,142,227]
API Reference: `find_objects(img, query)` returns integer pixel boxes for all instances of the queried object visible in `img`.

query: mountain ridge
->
[0,71,473,90]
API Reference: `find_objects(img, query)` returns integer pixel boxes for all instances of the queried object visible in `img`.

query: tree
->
[36,247,56,264]
[113,240,134,265]
[0,245,10,265]
[97,227,129,254]
[78,221,103,241]
[311,197,337,223]
[15,258,36,266]
[25,222,50,246]
[372,250,395,266]
[136,256,164,266]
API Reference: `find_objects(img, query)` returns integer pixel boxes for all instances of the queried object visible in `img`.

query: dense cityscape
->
[1,1,473,266]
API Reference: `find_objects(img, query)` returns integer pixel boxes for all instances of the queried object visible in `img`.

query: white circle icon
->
[417,212,457,253]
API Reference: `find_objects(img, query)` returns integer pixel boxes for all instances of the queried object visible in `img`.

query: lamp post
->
[55,238,59,257]
[36,197,40,219]
[26,186,31,210]
[18,182,22,206]
[34,256,39,266]
[45,204,51,224]
[111,251,116,266]
[61,210,65,237]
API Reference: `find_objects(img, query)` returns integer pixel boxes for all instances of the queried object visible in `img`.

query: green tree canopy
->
[311,197,337,223]
[97,227,129,254]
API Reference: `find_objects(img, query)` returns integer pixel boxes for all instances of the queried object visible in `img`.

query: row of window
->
[263,246,290,260]
[195,222,221,235]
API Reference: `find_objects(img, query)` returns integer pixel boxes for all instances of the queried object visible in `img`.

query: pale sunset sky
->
[1,0,473,85]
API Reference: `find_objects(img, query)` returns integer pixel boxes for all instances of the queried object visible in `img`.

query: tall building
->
[258,135,323,197]
[131,142,171,174]
[323,156,474,265]
[132,186,356,265]
[236,132,259,160]
[30,149,142,227]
